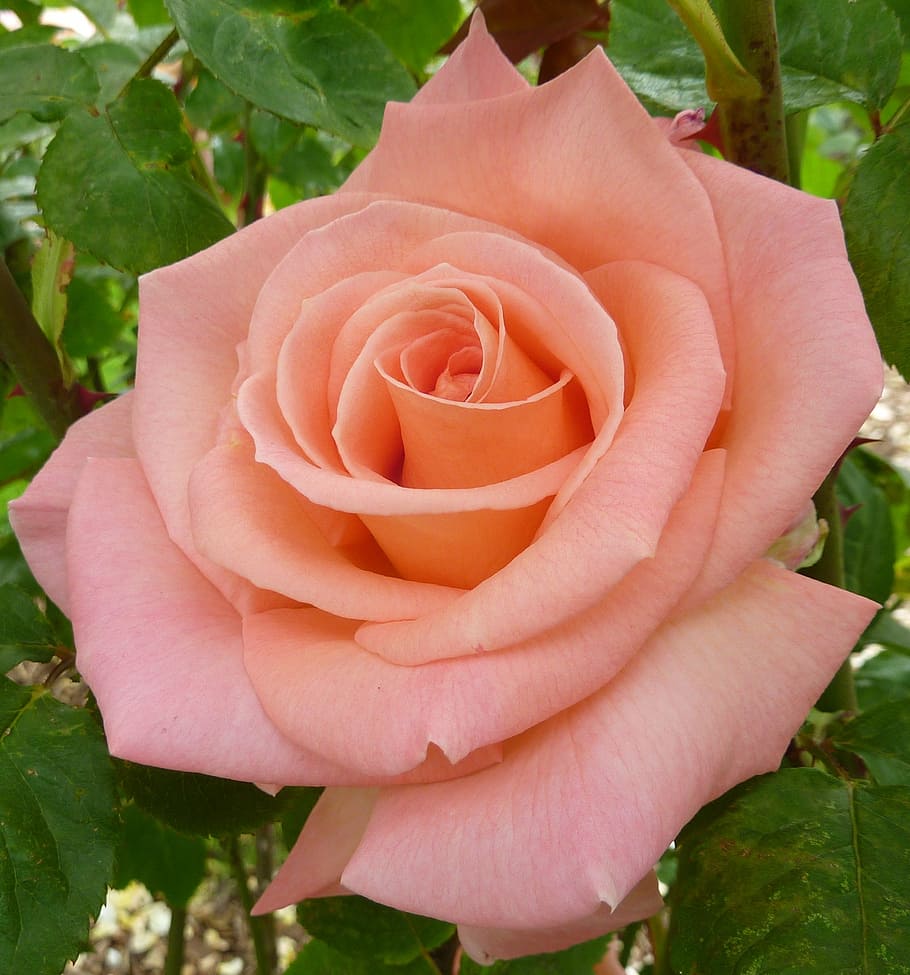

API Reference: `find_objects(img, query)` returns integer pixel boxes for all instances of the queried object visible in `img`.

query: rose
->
[11,15,882,961]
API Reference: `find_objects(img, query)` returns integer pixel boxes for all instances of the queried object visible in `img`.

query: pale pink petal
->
[358,261,724,663]
[8,393,134,613]
[254,788,378,911]
[345,30,735,391]
[188,441,461,621]
[458,873,662,962]
[681,152,883,600]
[338,561,877,928]
[241,452,724,773]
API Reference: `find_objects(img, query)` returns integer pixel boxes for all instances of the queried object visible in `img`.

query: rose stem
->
[0,257,83,439]
[712,0,790,184]
[226,834,277,974]
[254,824,279,974]
[238,103,267,228]
[163,904,187,975]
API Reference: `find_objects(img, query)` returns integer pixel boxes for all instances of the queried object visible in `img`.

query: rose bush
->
[11,15,883,961]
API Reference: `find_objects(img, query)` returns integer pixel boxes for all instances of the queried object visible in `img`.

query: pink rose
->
[11,15,882,961]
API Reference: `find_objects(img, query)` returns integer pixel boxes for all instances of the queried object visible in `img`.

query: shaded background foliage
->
[1,1,909,973]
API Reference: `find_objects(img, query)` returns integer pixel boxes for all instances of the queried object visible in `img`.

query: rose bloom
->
[12,16,882,961]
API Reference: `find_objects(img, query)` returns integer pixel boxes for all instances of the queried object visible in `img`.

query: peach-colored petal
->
[346,27,735,393]
[358,261,724,663]
[254,788,378,911]
[458,872,662,963]
[133,192,380,565]
[188,441,461,621]
[241,452,724,774]
[680,152,884,600]
[68,456,499,787]
[338,562,877,928]
[410,12,528,106]
[8,393,134,613]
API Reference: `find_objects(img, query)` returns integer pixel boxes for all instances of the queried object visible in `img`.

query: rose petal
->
[241,451,725,774]
[358,260,724,663]
[189,440,461,621]
[458,872,663,962]
[681,152,884,600]
[69,456,498,786]
[338,561,877,928]
[8,393,134,613]
[345,24,735,396]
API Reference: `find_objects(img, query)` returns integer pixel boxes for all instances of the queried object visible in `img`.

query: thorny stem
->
[713,0,790,183]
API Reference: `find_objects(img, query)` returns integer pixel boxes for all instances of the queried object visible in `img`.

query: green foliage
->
[351,0,464,74]
[856,650,910,709]
[671,768,910,974]
[117,761,292,837]
[296,895,455,966]
[285,937,440,974]
[836,697,910,785]
[113,804,208,906]
[0,44,99,124]
[37,78,234,274]
[0,680,119,975]
[164,0,416,147]
[0,584,65,672]
[457,935,614,974]
[843,115,910,381]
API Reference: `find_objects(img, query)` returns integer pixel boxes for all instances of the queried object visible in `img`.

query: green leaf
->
[250,112,352,197]
[0,25,58,51]
[0,45,100,124]
[836,699,910,785]
[861,610,910,653]
[128,0,172,28]
[670,768,910,975]
[776,0,903,111]
[0,584,63,671]
[351,0,463,74]
[0,681,119,975]
[113,804,208,906]
[836,452,896,603]
[78,41,144,107]
[285,938,439,974]
[38,78,234,274]
[856,649,910,710]
[884,0,910,43]
[62,272,128,357]
[296,895,454,966]
[279,786,323,850]
[117,761,289,836]
[164,0,416,147]
[609,0,710,113]
[457,935,613,974]
[184,69,245,133]
[843,116,910,381]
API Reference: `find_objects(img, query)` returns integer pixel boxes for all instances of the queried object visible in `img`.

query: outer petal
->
[8,394,134,613]
[458,873,662,963]
[241,451,725,776]
[338,561,877,928]
[682,152,883,598]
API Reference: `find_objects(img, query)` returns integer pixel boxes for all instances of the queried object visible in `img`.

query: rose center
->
[432,345,483,401]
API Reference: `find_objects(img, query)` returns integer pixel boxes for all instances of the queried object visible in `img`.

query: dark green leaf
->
[836,698,910,785]
[184,69,245,133]
[0,423,54,485]
[285,938,438,974]
[776,0,902,110]
[78,42,144,107]
[279,786,322,850]
[38,79,234,274]
[164,0,416,146]
[861,610,910,652]
[609,0,709,113]
[856,649,910,709]
[113,804,208,906]
[117,761,289,836]
[128,0,172,27]
[0,45,100,124]
[883,0,910,42]
[0,25,58,51]
[296,895,454,965]
[457,934,613,974]
[0,681,119,974]
[351,0,464,73]
[62,273,128,358]
[670,768,910,975]
[836,452,895,603]
[250,112,352,197]
[844,116,910,381]
[0,584,63,672]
